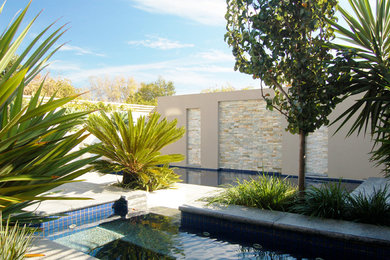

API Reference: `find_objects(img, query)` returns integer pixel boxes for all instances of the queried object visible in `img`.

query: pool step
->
[126,193,147,211]
[54,227,124,253]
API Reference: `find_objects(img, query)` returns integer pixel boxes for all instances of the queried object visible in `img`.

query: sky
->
[1,0,372,95]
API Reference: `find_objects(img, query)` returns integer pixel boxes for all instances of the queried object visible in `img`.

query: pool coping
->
[179,201,390,246]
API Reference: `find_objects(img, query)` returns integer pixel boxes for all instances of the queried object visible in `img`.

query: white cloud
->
[128,36,194,50]
[49,60,82,72]
[196,50,234,62]
[129,0,226,26]
[59,44,106,57]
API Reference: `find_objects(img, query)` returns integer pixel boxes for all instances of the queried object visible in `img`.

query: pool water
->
[52,212,322,259]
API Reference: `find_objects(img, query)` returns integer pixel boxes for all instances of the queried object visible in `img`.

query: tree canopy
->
[131,77,175,105]
[88,75,139,103]
[225,0,342,191]
[24,73,79,98]
[87,75,175,105]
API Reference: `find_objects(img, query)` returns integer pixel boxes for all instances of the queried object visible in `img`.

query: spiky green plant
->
[207,175,298,211]
[0,216,35,260]
[292,182,349,219]
[0,1,98,224]
[86,111,185,191]
[328,0,390,174]
[347,185,390,225]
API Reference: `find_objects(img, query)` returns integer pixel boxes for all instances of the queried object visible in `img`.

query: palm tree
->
[86,111,185,191]
[329,0,390,173]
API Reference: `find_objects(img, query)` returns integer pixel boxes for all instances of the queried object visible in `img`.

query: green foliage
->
[371,124,390,173]
[86,111,185,191]
[113,165,182,192]
[131,77,175,105]
[225,0,343,191]
[0,217,35,260]
[328,0,390,174]
[207,175,298,211]
[201,84,237,93]
[347,186,390,226]
[0,1,97,224]
[62,100,132,113]
[0,55,19,81]
[292,182,349,219]
[225,0,342,135]
[24,73,79,98]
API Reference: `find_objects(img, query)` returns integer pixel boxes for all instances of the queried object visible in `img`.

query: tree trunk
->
[122,172,132,185]
[298,131,306,193]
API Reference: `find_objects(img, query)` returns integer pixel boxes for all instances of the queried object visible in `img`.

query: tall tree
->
[132,77,175,105]
[24,73,79,98]
[88,75,139,103]
[225,0,342,192]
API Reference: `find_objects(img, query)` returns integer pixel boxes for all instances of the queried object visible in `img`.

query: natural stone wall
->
[306,126,328,176]
[187,108,201,165]
[218,100,282,172]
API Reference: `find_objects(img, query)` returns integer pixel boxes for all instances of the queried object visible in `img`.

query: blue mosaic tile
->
[37,202,115,239]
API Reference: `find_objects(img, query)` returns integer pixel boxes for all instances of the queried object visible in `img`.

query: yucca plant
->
[207,175,298,211]
[86,111,185,191]
[0,216,35,260]
[0,1,98,224]
[328,0,390,174]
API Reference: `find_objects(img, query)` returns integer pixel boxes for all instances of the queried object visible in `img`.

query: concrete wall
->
[157,89,381,180]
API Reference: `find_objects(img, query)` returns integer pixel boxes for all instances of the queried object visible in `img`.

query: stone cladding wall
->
[187,108,201,165]
[218,100,282,172]
[306,126,328,176]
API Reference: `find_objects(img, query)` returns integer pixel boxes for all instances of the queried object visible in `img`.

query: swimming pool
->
[40,200,389,260]
[42,203,324,259]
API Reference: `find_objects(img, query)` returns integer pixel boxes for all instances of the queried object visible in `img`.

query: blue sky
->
[2,0,367,95]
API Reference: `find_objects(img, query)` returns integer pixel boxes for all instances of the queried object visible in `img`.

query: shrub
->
[0,218,35,260]
[207,175,298,211]
[292,182,349,219]
[347,185,390,226]
[86,111,185,191]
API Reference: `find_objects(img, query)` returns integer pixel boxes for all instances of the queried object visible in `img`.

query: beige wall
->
[157,89,381,180]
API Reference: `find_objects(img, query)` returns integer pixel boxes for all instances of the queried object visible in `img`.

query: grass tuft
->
[207,174,298,211]
[347,185,390,226]
[291,182,349,219]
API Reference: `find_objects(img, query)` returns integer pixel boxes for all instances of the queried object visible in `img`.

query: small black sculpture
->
[112,196,128,219]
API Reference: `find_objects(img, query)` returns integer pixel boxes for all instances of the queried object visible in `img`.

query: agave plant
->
[0,1,98,224]
[328,0,390,173]
[86,111,185,191]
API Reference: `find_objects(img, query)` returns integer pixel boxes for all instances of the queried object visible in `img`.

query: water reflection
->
[175,168,265,187]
